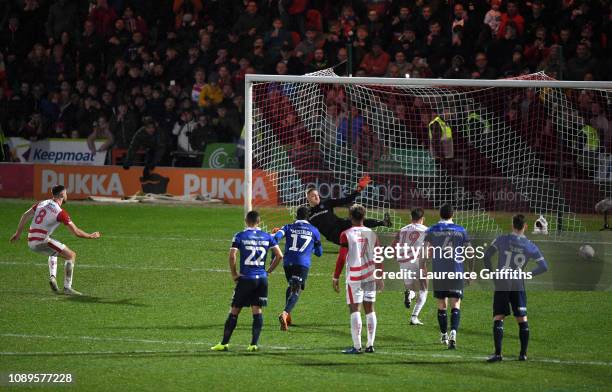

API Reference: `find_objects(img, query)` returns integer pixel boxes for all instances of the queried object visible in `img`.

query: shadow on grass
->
[64,295,148,307]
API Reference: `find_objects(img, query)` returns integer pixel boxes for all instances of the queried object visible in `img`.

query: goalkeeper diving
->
[306,175,392,245]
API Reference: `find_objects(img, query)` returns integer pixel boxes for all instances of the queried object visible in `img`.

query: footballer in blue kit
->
[273,206,323,330]
[483,214,549,363]
[424,204,472,350]
[211,211,283,353]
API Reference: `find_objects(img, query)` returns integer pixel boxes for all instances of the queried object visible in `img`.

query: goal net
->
[245,69,612,236]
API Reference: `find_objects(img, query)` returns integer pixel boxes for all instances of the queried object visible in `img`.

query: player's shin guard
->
[450,308,461,332]
[518,321,529,356]
[48,256,57,277]
[63,260,74,289]
[284,291,300,314]
[221,313,238,345]
[437,309,448,334]
[493,320,504,356]
[412,290,428,317]
[366,312,377,348]
[350,312,362,350]
[251,314,263,346]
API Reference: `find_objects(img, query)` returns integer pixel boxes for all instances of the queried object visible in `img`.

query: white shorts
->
[399,260,420,287]
[346,281,376,305]
[28,238,66,257]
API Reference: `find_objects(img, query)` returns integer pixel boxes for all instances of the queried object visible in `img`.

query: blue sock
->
[493,320,504,355]
[450,308,461,332]
[251,314,263,346]
[437,309,448,334]
[284,291,300,314]
[221,313,238,344]
[519,321,529,356]
[285,286,291,302]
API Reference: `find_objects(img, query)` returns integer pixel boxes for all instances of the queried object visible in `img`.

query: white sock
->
[412,290,428,317]
[64,260,74,289]
[350,312,362,350]
[366,312,377,348]
[48,256,57,277]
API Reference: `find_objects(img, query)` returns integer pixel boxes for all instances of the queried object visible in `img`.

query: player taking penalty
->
[10,185,101,296]
[307,175,392,245]
[272,206,323,331]
[483,214,549,362]
[333,204,383,354]
[211,211,283,352]
[394,208,428,325]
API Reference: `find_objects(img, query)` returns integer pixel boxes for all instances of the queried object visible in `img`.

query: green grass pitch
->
[0,200,611,391]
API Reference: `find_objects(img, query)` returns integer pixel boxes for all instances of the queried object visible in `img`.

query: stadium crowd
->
[0,0,610,167]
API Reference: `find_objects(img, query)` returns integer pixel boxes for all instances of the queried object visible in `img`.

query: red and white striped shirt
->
[27,200,72,242]
[334,226,380,283]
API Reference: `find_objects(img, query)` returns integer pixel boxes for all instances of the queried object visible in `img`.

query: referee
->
[306,175,391,245]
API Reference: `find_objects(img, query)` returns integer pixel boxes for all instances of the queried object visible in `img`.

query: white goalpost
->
[244,70,612,234]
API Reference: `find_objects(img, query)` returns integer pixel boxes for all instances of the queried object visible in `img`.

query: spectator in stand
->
[424,20,449,77]
[190,113,218,152]
[484,0,502,37]
[87,114,115,155]
[501,47,528,77]
[338,4,359,37]
[248,36,267,72]
[497,1,525,39]
[556,26,576,60]
[387,51,412,77]
[390,5,414,41]
[110,102,139,149]
[415,5,434,40]
[198,78,223,111]
[172,109,200,165]
[191,68,206,104]
[444,55,470,79]
[78,20,103,73]
[524,0,551,40]
[264,18,292,59]
[295,28,322,66]
[524,27,551,70]
[233,1,268,41]
[490,23,521,70]
[89,0,118,38]
[352,25,371,72]
[123,116,167,179]
[122,5,148,36]
[323,21,346,62]
[45,44,76,90]
[213,103,241,143]
[19,112,44,141]
[471,52,498,79]
[567,42,598,80]
[46,0,79,46]
[449,3,477,43]
[366,9,389,43]
[172,0,203,31]
[360,41,390,77]
[307,48,329,73]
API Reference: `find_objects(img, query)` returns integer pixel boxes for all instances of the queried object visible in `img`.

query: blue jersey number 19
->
[502,251,526,270]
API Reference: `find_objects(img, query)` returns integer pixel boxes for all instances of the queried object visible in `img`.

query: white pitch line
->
[1,333,611,366]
